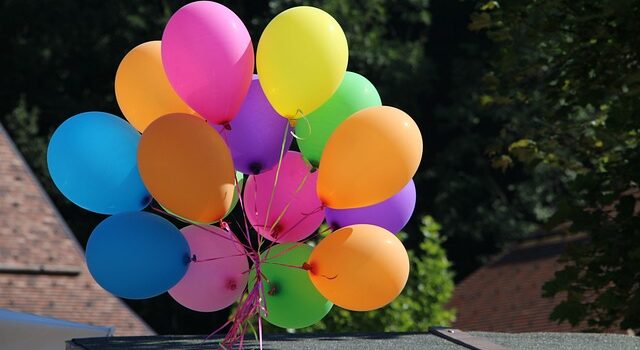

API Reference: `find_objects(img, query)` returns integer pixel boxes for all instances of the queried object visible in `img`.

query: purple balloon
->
[325,180,416,234]
[216,76,293,175]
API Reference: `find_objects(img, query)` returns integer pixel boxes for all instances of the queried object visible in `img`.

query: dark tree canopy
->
[471,0,640,332]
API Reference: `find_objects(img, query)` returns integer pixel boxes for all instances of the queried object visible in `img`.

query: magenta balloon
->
[216,76,293,175]
[169,225,248,312]
[162,1,254,125]
[243,151,324,242]
[325,180,416,234]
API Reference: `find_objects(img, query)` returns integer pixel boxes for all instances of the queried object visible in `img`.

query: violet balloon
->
[325,180,416,234]
[162,1,254,125]
[243,151,324,242]
[216,76,293,174]
[169,225,248,312]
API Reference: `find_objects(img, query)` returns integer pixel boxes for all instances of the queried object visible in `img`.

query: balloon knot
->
[191,254,198,262]
[288,119,297,127]
[302,262,316,274]
[222,122,232,131]
[249,162,262,175]
[226,278,237,291]
[267,282,279,296]
[220,221,231,232]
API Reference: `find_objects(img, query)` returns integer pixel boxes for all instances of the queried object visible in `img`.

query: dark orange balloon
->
[307,224,410,311]
[138,114,235,223]
[317,106,423,209]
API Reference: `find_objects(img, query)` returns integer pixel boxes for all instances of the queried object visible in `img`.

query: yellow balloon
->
[257,6,348,119]
[115,41,199,132]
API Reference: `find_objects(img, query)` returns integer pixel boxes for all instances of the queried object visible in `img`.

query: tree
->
[471,0,640,332]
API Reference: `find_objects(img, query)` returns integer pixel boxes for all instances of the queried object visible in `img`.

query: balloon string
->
[149,203,253,252]
[262,223,331,264]
[252,174,259,220]
[289,109,311,140]
[196,222,254,253]
[220,267,264,347]
[261,156,315,257]
[263,261,307,271]
[265,262,337,280]
[260,172,315,260]
[265,170,310,240]
[192,252,251,263]
[258,307,263,350]
[274,204,324,242]
[233,173,255,252]
[259,122,289,252]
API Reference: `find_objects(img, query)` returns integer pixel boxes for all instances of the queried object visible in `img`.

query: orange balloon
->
[137,114,235,223]
[317,106,422,209]
[115,41,199,132]
[307,224,409,311]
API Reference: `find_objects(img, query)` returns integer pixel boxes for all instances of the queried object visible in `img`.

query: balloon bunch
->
[46,2,422,347]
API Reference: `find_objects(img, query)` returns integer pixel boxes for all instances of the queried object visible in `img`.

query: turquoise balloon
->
[47,112,151,214]
[249,244,332,329]
[295,72,382,167]
[86,212,190,299]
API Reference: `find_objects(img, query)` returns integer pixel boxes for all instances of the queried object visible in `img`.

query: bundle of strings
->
[152,113,324,350]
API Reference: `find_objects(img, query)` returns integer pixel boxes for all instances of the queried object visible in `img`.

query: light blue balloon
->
[47,111,151,214]
[86,212,190,299]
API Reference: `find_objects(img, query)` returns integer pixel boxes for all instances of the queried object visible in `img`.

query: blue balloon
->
[86,212,190,299]
[47,111,151,214]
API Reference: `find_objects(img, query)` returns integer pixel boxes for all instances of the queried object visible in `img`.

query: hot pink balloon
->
[169,225,248,312]
[161,1,254,125]
[244,151,324,242]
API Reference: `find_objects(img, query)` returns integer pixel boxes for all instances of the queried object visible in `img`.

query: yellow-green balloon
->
[295,72,381,167]
[248,243,332,328]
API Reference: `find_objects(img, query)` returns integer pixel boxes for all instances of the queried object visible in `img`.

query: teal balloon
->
[249,244,332,328]
[295,72,382,167]
[86,212,190,299]
[47,111,151,214]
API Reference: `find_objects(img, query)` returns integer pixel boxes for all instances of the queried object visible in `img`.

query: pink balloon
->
[161,1,254,125]
[244,151,324,243]
[169,225,248,312]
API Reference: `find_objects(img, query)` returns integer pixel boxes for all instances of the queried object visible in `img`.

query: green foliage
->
[4,97,46,178]
[473,0,640,332]
[302,216,455,332]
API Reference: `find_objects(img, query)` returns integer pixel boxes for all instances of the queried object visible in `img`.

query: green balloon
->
[248,243,332,329]
[226,171,244,218]
[295,71,382,167]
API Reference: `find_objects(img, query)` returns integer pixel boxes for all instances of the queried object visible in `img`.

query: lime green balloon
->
[248,243,332,329]
[295,72,382,167]
[227,171,244,217]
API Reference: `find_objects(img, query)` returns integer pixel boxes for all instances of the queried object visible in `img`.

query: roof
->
[66,332,640,350]
[448,233,586,332]
[0,123,152,335]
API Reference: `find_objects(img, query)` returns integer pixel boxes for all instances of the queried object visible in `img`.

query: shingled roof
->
[448,233,585,332]
[0,123,152,335]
